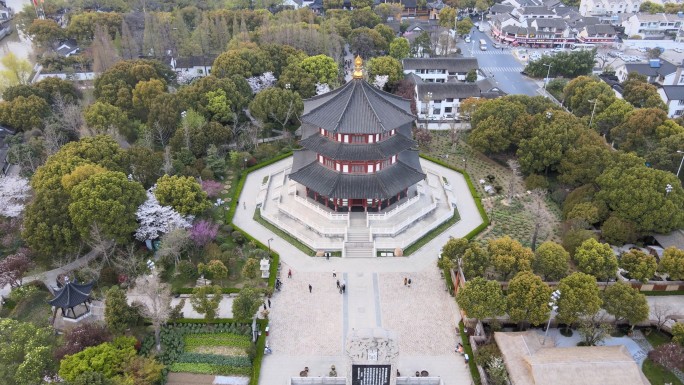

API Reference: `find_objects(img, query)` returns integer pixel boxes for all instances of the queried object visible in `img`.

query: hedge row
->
[173,287,241,295]
[177,352,251,367]
[250,320,268,385]
[184,333,252,349]
[459,320,481,384]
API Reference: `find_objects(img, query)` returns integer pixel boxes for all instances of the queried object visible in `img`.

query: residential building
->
[658,85,684,117]
[0,19,10,40]
[402,58,479,82]
[289,57,424,212]
[0,4,11,20]
[615,58,679,83]
[55,40,79,57]
[512,6,561,22]
[576,23,618,43]
[622,12,682,39]
[579,0,642,17]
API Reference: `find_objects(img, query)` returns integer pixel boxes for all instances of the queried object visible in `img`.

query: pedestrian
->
[243,202,246,209]
[263,303,267,311]
[333,269,336,278]
[309,284,312,293]
[268,299,271,308]
[408,278,412,288]
[404,277,407,286]
[288,269,292,278]
[336,279,340,289]
[342,284,346,293]
[464,353,469,364]
[339,286,343,294]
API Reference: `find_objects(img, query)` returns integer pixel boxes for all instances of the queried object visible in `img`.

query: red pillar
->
[363,199,367,212]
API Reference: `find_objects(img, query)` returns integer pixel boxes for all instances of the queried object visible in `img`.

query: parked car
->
[465,35,471,43]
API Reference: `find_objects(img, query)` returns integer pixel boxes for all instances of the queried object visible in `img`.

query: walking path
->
[234,156,482,385]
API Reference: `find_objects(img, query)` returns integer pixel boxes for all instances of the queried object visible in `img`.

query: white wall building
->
[402,58,479,82]
[579,0,642,16]
[622,12,683,38]
[658,85,684,117]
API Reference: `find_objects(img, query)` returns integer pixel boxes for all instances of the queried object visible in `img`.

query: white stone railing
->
[293,194,349,221]
[260,209,342,251]
[278,204,346,237]
[370,199,438,237]
[374,207,458,251]
[366,193,422,225]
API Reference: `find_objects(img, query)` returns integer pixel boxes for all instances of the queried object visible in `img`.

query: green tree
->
[27,18,65,47]
[375,3,403,21]
[659,246,684,280]
[573,238,618,282]
[190,285,223,320]
[601,282,649,328]
[600,215,638,245]
[104,286,139,334]
[673,322,684,345]
[58,337,137,382]
[488,236,535,280]
[154,174,210,216]
[198,260,228,285]
[0,53,32,92]
[595,163,684,233]
[0,319,54,385]
[205,89,234,124]
[389,37,410,60]
[533,241,569,281]
[461,243,490,279]
[593,99,633,137]
[441,237,469,261]
[558,130,614,187]
[278,64,317,98]
[84,101,129,135]
[525,50,596,79]
[468,98,528,153]
[248,88,303,129]
[465,69,477,83]
[298,54,339,86]
[69,171,146,243]
[620,249,657,283]
[610,107,667,154]
[507,271,552,326]
[367,56,404,84]
[456,277,506,323]
[456,17,474,36]
[131,78,167,121]
[622,77,667,110]
[232,287,262,321]
[0,95,51,132]
[438,6,457,29]
[517,110,582,175]
[556,272,602,326]
[127,146,164,188]
[241,258,260,280]
[212,48,273,78]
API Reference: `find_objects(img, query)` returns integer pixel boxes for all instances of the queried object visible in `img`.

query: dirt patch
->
[187,345,248,356]
[166,373,215,385]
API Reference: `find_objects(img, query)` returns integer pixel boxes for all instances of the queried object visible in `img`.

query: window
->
[676,110,684,116]
[197,69,204,74]
[376,134,380,142]
[367,164,374,173]
[351,164,365,173]
[337,134,342,141]
[678,100,684,105]
[318,155,324,163]
[446,98,454,102]
[391,155,397,163]
[336,162,341,171]
[444,107,453,113]
[325,158,335,168]
[342,164,349,173]
[432,108,440,115]
[320,128,326,136]
[344,135,349,143]
[352,135,365,143]
[368,135,374,143]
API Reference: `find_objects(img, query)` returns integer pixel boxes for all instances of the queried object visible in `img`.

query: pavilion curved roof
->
[48,280,95,309]
[301,79,415,135]
[299,133,416,161]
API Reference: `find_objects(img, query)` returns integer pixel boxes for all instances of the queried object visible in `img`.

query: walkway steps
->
[344,213,373,258]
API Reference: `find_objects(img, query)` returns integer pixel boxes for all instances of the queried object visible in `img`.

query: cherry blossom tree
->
[190,220,219,248]
[315,82,331,95]
[247,72,277,94]
[372,75,389,89]
[176,70,195,85]
[0,175,31,218]
[134,189,192,242]
[201,180,223,198]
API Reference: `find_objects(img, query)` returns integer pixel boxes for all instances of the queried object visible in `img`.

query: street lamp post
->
[426,91,433,122]
[676,150,684,178]
[542,290,561,345]
[267,238,273,257]
[243,157,247,170]
[542,63,552,92]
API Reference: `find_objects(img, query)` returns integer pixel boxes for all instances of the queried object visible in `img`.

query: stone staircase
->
[344,212,374,258]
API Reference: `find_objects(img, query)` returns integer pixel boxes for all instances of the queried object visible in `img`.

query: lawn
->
[169,332,253,376]
[642,358,684,385]
[644,329,672,348]
[0,286,52,327]
[420,131,561,248]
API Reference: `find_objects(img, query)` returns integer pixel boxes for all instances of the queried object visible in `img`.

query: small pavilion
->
[48,280,95,324]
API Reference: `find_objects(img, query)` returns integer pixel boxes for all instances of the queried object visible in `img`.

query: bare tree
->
[42,120,67,156]
[651,302,674,331]
[112,244,145,281]
[131,274,172,351]
[87,223,118,265]
[528,188,551,251]
[162,146,173,175]
[92,24,120,74]
[153,121,173,147]
[157,227,190,267]
[506,159,521,205]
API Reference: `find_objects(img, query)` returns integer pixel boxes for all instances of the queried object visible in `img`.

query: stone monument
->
[345,328,399,385]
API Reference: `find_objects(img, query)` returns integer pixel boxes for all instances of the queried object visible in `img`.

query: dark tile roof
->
[175,55,217,68]
[660,85,684,101]
[404,72,424,84]
[531,18,567,29]
[300,133,416,161]
[402,0,417,8]
[624,59,677,77]
[521,6,554,15]
[402,58,479,73]
[503,25,536,35]
[585,24,616,35]
[289,149,425,199]
[554,6,579,18]
[416,82,481,100]
[302,79,415,134]
[48,281,95,309]
[490,4,514,13]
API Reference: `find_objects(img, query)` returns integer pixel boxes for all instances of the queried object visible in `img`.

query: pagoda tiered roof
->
[299,133,416,161]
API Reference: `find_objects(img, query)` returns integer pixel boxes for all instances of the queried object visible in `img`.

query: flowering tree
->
[247,72,277,94]
[201,180,223,198]
[315,82,331,95]
[372,75,389,89]
[0,251,33,288]
[190,220,219,247]
[134,189,192,241]
[0,175,31,218]
[54,322,112,360]
[176,71,195,85]
[648,342,684,371]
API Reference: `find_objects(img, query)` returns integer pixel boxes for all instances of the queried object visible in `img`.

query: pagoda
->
[289,56,425,212]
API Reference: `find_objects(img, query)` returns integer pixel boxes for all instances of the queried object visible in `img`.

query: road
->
[458,27,540,97]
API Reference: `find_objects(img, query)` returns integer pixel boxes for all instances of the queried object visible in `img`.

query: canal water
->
[0,0,34,72]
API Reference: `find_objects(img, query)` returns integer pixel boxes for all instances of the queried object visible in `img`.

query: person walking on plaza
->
[404,277,407,286]
[342,284,346,293]
[336,279,340,289]
[288,269,292,278]
[267,299,271,308]
[333,269,336,278]
[309,284,312,293]
[408,278,412,288]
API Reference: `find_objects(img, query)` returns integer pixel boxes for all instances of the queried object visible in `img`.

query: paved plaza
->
[234,156,483,385]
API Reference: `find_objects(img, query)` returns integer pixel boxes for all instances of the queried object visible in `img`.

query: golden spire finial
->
[352,55,364,79]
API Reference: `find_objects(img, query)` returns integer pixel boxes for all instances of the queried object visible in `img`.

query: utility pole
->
[588,99,598,129]
[542,63,552,92]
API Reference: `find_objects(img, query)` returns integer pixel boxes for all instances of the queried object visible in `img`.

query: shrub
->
[54,322,112,360]
[524,174,549,190]
[232,231,245,245]
[177,260,198,280]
